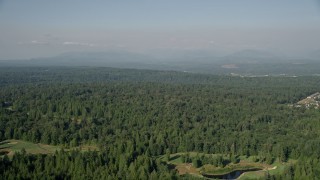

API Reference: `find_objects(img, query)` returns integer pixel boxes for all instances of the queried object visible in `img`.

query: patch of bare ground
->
[175,163,200,176]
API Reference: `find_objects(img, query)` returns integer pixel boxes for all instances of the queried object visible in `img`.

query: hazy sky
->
[1,0,320,59]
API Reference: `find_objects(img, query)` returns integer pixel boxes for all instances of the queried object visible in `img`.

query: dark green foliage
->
[192,158,202,168]
[0,67,320,179]
[0,150,177,180]
[231,155,240,164]
[165,149,171,161]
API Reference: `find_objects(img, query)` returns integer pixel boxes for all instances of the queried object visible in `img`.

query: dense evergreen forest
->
[1,67,320,179]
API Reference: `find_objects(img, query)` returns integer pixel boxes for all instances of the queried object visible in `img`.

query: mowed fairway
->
[162,152,290,179]
[0,139,60,156]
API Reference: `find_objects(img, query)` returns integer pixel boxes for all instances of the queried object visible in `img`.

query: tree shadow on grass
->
[0,141,13,150]
[0,151,9,155]
[0,141,8,145]
[167,163,176,170]
[170,154,180,161]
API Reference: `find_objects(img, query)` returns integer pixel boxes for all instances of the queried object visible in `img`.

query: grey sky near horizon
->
[0,0,320,60]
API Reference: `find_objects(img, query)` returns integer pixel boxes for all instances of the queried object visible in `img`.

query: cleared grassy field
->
[161,152,290,179]
[0,139,99,157]
[0,139,60,156]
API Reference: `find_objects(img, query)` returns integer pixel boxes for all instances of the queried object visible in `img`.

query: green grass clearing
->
[160,152,293,179]
[0,139,99,158]
[0,139,60,156]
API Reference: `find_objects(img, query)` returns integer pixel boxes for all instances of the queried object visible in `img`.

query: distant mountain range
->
[224,49,280,61]
[0,49,319,75]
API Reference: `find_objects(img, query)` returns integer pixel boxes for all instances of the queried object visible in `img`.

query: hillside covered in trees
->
[1,67,320,179]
